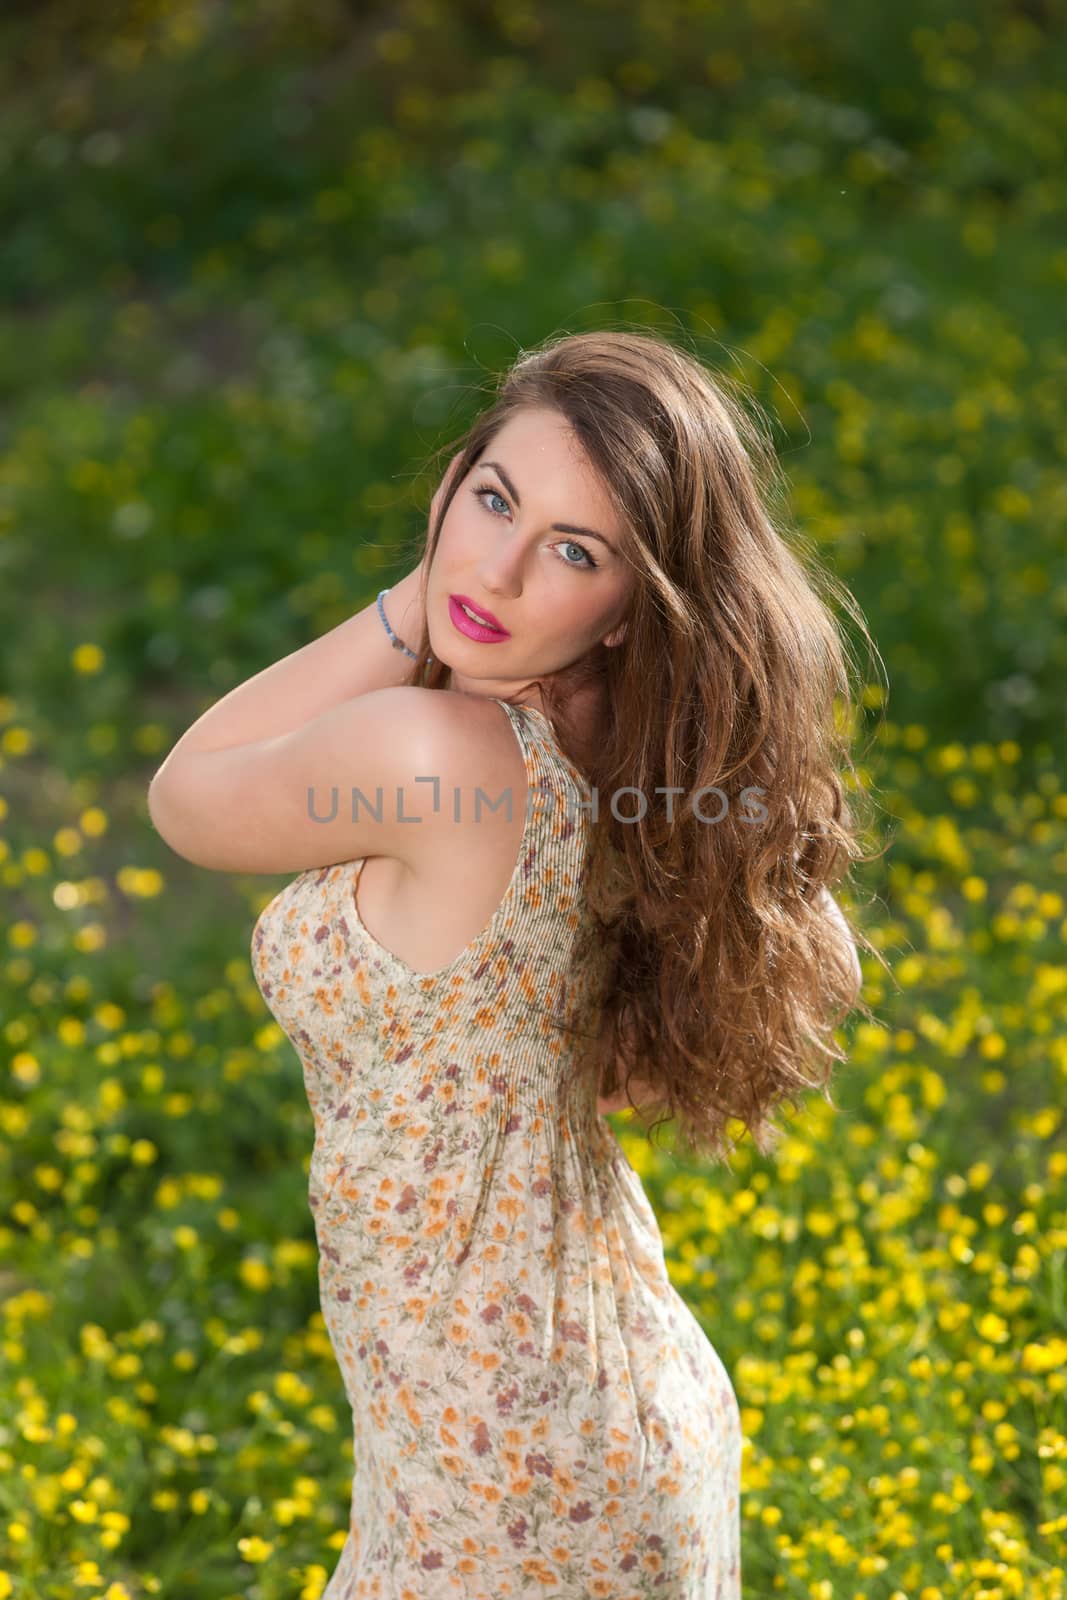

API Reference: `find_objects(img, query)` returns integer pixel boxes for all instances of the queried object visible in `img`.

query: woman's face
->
[426,406,633,704]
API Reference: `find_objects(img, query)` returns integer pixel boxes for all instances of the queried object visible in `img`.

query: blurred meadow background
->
[1,1,1066,1596]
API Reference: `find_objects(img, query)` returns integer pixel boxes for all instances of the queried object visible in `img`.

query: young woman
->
[149,330,878,1598]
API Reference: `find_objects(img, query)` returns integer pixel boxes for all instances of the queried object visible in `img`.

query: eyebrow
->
[477,459,617,554]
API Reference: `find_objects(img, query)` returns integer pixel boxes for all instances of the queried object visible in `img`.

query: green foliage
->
[0,3,1065,1597]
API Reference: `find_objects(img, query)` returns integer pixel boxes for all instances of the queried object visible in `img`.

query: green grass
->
[0,3,1065,1596]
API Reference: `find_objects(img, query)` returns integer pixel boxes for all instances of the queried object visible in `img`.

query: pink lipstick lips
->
[448,594,511,643]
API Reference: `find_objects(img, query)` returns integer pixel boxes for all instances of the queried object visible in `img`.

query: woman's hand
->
[389,451,469,648]
[416,448,467,586]
[427,449,467,544]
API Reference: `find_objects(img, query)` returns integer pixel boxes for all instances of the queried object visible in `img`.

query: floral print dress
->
[250,697,742,1598]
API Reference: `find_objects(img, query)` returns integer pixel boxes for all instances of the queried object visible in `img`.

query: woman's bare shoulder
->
[404,689,529,843]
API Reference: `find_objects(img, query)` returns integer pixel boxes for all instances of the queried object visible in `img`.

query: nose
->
[476,544,526,595]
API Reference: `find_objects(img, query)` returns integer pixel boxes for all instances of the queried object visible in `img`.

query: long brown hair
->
[401,329,888,1167]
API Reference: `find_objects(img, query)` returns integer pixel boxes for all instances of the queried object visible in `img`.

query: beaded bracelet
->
[377,587,433,663]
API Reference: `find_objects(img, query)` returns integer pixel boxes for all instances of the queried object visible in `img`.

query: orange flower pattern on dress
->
[250,698,742,1598]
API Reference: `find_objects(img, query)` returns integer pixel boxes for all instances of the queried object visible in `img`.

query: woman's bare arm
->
[596,1076,669,1117]
[816,884,863,999]
[594,1006,669,1118]
[594,879,862,1120]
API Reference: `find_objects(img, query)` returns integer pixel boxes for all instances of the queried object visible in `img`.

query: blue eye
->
[471,485,510,517]
[468,482,599,571]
